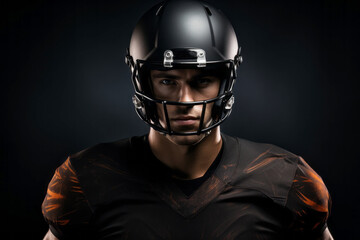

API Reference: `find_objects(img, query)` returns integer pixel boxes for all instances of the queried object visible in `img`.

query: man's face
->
[150,68,221,145]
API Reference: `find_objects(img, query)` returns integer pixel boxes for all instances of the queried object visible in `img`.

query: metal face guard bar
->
[128,56,240,136]
[162,101,172,133]
[160,100,207,135]
[134,91,233,135]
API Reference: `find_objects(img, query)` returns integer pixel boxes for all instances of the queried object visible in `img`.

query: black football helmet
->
[125,0,242,135]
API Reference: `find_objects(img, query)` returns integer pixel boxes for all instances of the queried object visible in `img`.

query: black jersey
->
[42,134,331,239]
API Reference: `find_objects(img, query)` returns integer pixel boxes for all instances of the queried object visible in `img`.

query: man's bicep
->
[43,229,59,240]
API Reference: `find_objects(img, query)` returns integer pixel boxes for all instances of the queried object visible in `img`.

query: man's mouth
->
[171,116,199,126]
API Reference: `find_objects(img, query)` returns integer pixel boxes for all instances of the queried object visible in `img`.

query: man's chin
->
[156,120,212,145]
[165,134,206,146]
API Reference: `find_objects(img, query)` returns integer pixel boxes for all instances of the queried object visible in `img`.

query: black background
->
[2,0,359,238]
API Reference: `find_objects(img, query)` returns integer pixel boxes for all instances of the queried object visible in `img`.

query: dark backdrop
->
[2,0,359,238]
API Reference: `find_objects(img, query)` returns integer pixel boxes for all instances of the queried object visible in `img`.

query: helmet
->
[125,0,242,135]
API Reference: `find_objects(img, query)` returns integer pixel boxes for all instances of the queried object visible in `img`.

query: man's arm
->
[286,157,332,239]
[43,229,59,240]
[317,227,334,240]
[42,158,93,238]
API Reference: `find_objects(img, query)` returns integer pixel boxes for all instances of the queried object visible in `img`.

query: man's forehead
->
[150,68,225,79]
[151,68,202,76]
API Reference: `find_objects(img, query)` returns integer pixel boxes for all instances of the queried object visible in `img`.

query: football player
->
[42,0,333,239]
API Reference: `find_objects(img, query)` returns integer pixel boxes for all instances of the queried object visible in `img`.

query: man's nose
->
[178,85,195,103]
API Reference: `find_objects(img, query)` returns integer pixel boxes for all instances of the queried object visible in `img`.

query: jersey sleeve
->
[285,156,331,238]
[42,157,93,239]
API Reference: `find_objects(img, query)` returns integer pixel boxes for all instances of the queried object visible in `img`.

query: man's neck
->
[148,127,222,180]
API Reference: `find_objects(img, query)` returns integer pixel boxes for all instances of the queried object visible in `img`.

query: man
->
[42,0,333,239]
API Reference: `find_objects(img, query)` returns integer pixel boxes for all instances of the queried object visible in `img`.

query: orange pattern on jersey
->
[287,156,330,233]
[42,157,87,226]
[244,147,287,174]
[296,191,328,213]
[293,157,329,214]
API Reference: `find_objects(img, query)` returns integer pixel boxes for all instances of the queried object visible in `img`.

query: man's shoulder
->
[64,135,148,206]
[68,135,146,169]
[223,134,301,206]
[223,134,300,164]
[70,137,132,161]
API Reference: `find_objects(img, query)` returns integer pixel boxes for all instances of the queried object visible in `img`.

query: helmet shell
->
[129,0,239,64]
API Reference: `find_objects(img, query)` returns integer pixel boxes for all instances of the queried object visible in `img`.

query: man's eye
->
[160,79,175,85]
[195,78,213,86]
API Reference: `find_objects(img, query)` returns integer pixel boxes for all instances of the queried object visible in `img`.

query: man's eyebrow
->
[194,72,217,78]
